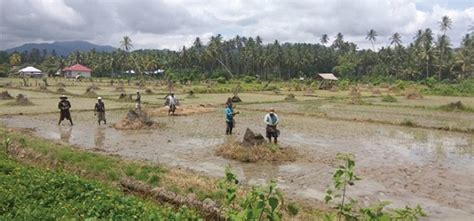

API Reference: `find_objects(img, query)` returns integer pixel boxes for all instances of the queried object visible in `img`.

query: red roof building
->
[63,64,92,78]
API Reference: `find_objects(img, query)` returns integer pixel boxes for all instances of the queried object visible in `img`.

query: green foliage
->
[423,78,474,96]
[242,76,256,83]
[381,95,397,102]
[324,153,426,221]
[0,155,201,220]
[286,202,300,216]
[337,79,351,90]
[219,166,284,221]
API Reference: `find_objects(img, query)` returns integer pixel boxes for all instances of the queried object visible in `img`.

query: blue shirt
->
[225,107,234,122]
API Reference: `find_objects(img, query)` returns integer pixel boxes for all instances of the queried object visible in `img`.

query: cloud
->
[0,0,473,50]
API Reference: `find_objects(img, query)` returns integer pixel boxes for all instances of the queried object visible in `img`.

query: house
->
[18,66,44,78]
[315,73,338,89]
[63,64,92,78]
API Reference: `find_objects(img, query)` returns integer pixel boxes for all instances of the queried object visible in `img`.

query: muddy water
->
[1,110,473,220]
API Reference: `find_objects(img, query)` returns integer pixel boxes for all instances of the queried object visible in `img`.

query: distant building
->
[63,64,92,78]
[315,73,338,89]
[18,66,44,78]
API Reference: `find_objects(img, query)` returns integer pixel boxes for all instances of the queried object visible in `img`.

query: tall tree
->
[366,29,378,51]
[120,36,133,52]
[438,15,453,80]
[390,32,402,47]
[9,53,21,66]
[320,34,329,45]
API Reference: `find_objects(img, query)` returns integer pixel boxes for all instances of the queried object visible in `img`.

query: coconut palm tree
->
[120,36,133,52]
[390,32,402,47]
[437,16,453,80]
[9,53,21,66]
[366,29,377,51]
[320,34,329,45]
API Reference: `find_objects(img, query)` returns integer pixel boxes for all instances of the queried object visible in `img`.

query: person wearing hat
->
[264,108,280,144]
[58,95,73,126]
[94,97,106,125]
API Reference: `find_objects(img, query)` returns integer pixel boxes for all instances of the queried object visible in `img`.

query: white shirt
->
[264,112,279,126]
[167,95,177,105]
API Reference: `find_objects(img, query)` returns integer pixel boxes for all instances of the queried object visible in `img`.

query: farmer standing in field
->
[165,93,178,116]
[264,108,279,144]
[94,97,106,125]
[135,90,141,110]
[225,103,239,135]
[58,95,73,126]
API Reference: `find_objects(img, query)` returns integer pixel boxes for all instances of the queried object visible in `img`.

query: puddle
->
[1,110,473,220]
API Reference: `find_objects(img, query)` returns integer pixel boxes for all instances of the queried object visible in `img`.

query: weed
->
[381,95,397,102]
[287,202,300,216]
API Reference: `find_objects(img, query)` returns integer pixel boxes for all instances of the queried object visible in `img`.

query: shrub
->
[242,76,255,83]
[381,95,397,102]
[287,202,300,216]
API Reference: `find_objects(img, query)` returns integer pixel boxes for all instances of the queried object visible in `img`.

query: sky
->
[0,0,473,51]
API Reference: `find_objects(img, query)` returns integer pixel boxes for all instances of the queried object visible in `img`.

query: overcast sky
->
[1,0,473,51]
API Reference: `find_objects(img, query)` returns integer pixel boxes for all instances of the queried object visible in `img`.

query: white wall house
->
[63,64,92,78]
[18,66,45,78]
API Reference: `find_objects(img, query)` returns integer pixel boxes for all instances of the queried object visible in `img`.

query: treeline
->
[1,16,473,82]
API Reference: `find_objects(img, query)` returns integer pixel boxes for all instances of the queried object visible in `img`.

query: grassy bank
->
[0,150,200,220]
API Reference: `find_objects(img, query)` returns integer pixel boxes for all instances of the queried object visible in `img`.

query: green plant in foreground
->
[219,166,284,221]
[324,153,426,221]
[2,137,11,153]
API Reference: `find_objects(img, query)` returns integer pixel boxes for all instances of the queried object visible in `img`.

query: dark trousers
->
[226,121,234,135]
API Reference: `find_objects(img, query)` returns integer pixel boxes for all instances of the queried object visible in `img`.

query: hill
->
[5,40,116,56]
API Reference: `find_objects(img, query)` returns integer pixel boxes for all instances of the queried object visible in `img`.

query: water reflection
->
[94,127,105,148]
[59,126,72,142]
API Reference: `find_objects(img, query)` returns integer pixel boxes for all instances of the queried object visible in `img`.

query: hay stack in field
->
[56,82,66,87]
[114,110,158,130]
[9,94,34,106]
[284,93,297,101]
[186,90,197,98]
[371,88,382,96]
[145,88,153,94]
[439,101,467,111]
[0,91,14,100]
[56,87,68,94]
[329,85,338,92]
[39,85,48,91]
[216,128,297,163]
[231,95,242,103]
[404,88,423,99]
[84,89,98,97]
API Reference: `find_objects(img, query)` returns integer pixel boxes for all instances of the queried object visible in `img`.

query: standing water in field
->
[1,110,473,220]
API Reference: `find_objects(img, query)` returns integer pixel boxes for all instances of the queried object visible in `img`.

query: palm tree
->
[120,36,133,52]
[366,29,377,51]
[9,53,21,66]
[390,33,402,47]
[333,33,344,50]
[438,15,452,80]
[320,34,329,45]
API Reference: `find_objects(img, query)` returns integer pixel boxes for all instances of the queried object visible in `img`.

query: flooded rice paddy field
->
[1,108,473,220]
[242,100,474,131]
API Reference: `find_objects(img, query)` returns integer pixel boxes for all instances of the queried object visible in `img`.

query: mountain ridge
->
[5,40,116,56]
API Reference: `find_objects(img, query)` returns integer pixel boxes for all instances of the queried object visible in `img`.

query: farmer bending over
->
[264,108,279,144]
[58,95,73,126]
[225,104,239,135]
[94,97,106,125]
